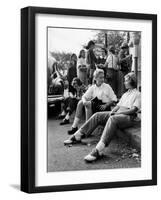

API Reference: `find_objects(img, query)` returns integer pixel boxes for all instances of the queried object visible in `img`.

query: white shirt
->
[82,83,117,103]
[77,57,86,66]
[117,88,141,110]
[105,53,119,70]
[77,57,87,76]
[63,89,69,98]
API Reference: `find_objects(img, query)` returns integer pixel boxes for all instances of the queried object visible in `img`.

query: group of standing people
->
[67,40,132,98]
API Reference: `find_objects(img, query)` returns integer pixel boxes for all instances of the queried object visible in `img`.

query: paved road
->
[47,116,141,172]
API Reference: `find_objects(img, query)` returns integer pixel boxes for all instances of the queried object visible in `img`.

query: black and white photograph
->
[47,27,142,172]
[21,7,157,193]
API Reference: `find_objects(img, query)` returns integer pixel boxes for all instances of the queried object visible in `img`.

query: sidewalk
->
[47,116,141,172]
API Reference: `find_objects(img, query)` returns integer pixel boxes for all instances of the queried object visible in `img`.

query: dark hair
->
[130,79,137,88]
[86,40,95,49]
[109,46,115,54]
[71,53,77,61]
[78,49,85,58]
[121,42,129,49]
[72,77,82,87]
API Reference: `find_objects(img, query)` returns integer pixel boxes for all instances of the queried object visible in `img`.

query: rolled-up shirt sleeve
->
[133,93,141,110]
[108,85,117,102]
[82,86,93,103]
[117,98,123,107]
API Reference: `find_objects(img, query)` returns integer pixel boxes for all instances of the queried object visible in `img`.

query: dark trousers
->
[106,69,118,96]
[87,68,95,84]
[62,97,78,115]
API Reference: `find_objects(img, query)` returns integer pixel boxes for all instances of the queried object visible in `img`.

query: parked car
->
[48,57,65,116]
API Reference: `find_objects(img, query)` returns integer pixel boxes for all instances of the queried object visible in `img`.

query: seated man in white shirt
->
[64,72,141,162]
[67,69,117,135]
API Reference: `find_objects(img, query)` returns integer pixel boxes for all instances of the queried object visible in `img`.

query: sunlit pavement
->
[47,116,141,172]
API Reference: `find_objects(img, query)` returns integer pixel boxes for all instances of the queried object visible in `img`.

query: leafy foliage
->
[50,51,72,62]
[49,51,72,72]
[94,30,127,49]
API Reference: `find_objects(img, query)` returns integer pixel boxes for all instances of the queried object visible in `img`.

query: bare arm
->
[82,86,93,103]
[115,106,138,115]
[110,105,120,114]
[119,55,132,64]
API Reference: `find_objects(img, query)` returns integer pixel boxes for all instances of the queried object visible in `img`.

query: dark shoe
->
[84,148,103,162]
[60,119,70,125]
[64,135,81,145]
[67,127,78,135]
[58,114,66,119]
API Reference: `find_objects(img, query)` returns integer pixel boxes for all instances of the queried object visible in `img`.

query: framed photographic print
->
[21,6,157,193]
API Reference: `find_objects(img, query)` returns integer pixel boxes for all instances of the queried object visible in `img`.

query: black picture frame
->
[21,6,157,193]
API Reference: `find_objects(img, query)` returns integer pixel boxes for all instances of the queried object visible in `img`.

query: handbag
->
[91,97,104,113]
[91,96,111,113]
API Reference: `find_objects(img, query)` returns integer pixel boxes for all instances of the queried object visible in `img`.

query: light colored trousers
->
[75,99,93,121]
[79,112,140,147]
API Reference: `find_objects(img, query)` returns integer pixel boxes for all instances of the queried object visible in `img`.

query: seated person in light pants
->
[64,72,141,162]
[67,69,117,135]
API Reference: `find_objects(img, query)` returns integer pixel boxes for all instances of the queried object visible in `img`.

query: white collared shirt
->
[117,88,141,110]
[82,83,117,103]
[105,53,119,70]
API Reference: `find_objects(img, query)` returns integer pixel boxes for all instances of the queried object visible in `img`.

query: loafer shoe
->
[84,148,103,162]
[60,119,70,125]
[67,127,78,135]
[64,135,81,145]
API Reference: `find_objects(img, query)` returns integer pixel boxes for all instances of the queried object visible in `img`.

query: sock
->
[65,113,70,120]
[74,130,83,140]
[61,110,66,116]
[72,117,79,128]
[96,141,105,153]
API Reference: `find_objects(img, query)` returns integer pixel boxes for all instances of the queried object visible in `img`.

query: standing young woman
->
[67,53,77,95]
[118,42,133,97]
[77,49,88,85]
[86,40,98,84]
